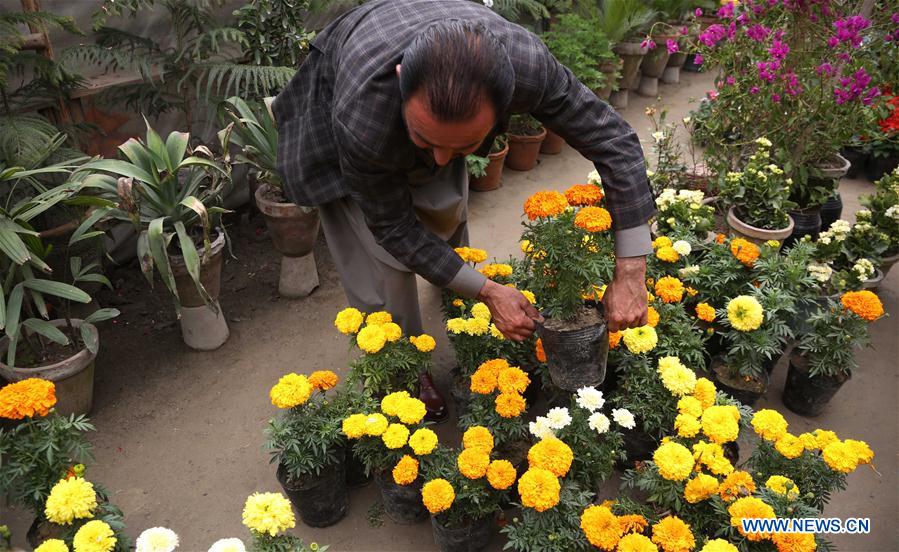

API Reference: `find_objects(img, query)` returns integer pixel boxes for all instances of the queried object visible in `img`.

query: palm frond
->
[183,63,294,103]
[0,114,67,169]
[185,27,247,61]
[60,44,157,82]
[491,0,549,21]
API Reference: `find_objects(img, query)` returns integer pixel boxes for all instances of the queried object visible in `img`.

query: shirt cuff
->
[446,263,488,299]
[614,224,653,258]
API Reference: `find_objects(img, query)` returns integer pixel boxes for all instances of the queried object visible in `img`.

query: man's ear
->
[395,64,401,77]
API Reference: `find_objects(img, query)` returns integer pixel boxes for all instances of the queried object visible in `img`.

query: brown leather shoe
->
[419,373,448,424]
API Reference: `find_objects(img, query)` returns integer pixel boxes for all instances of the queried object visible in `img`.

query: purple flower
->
[695,8,703,17]
[699,24,728,47]
[816,63,834,77]
[782,72,802,96]
[641,38,655,50]
[746,24,771,42]
[831,15,871,49]
[756,60,780,83]
[771,93,781,104]
[681,26,690,36]
[717,2,735,19]
[666,39,679,54]
[726,76,736,86]
[750,86,760,95]
[769,39,790,61]
[863,86,881,106]
[834,67,874,105]
[695,54,704,66]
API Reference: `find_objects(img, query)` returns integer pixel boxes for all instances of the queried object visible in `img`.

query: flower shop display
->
[519,183,616,390]
[219,96,321,298]
[783,291,886,417]
[505,115,546,172]
[82,122,232,350]
[860,167,899,276]
[466,136,509,192]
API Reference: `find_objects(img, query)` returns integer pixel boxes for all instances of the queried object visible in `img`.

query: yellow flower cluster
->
[0,378,56,420]
[422,478,455,514]
[564,183,604,206]
[655,276,685,303]
[457,447,491,479]
[718,471,756,502]
[45,477,97,525]
[356,324,388,353]
[363,413,388,436]
[342,414,367,438]
[751,409,788,441]
[73,520,116,552]
[517,467,561,512]
[393,396,427,425]
[495,392,527,418]
[730,238,760,267]
[695,303,716,322]
[674,413,701,438]
[365,311,393,326]
[242,492,295,536]
[580,504,624,550]
[701,540,738,552]
[269,373,313,409]
[454,246,488,264]
[653,236,673,249]
[497,366,530,394]
[34,540,68,552]
[446,316,491,336]
[462,426,494,454]
[382,423,410,449]
[409,428,438,455]
[622,325,658,354]
[775,433,805,459]
[726,295,764,331]
[524,190,568,220]
[652,516,695,552]
[382,322,403,342]
[470,359,509,394]
[656,246,680,262]
[700,405,740,444]
[527,437,573,477]
[765,475,799,499]
[470,302,491,320]
[480,263,514,279]
[657,356,697,396]
[692,441,734,476]
[409,334,436,352]
[822,438,874,473]
[334,307,364,334]
[392,455,419,485]
[653,442,694,481]
[574,206,613,232]
[646,306,660,328]
[684,473,719,503]
[692,378,716,410]
[728,496,775,541]
[486,459,517,490]
[617,533,658,552]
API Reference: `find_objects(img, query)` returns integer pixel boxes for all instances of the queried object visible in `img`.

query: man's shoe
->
[419,373,448,424]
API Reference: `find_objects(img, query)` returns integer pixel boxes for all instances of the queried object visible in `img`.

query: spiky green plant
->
[596,0,657,43]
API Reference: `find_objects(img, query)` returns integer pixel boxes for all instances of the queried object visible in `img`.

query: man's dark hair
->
[399,19,514,121]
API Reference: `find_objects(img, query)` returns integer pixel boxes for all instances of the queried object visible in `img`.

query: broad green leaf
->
[23,279,91,303]
[136,231,155,286]
[22,319,70,345]
[0,284,5,330]
[69,207,111,245]
[165,131,190,171]
[174,221,212,305]
[118,138,156,175]
[81,323,98,354]
[75,273,113,289]
[144,118,172,173]
[148,218,179,303]
[179,156,230,179]
[4,283,24,361]
[82,159,155,185]
[179,196,210,231]
[84,308,120,324]
[0,224,31,265]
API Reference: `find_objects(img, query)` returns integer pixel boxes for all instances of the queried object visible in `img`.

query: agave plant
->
[81,122,231,311]
[596,0,657,43]
[218,96,281,189]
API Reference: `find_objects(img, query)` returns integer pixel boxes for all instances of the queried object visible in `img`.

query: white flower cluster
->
[807,261,833,283]
[818,219,851,245]
[137,527,180,552]
[209,539,246,552]
[855,209,872,222]
[852,258,875,281]
[529,388,635,437]
[679,265,700,279]
[651,131,666,143]
[587,169,602,187]
[575,386,605,411]
[529,407,572,439]
[611,408,636,429]
[885,204,899,221]
[755,137,773,148]
[673,240,692,256]
[655,188,705,212]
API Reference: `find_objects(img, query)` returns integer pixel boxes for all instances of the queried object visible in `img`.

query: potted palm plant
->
[219,96,321,298]
[598,0,656,108]
[81,122,232,350]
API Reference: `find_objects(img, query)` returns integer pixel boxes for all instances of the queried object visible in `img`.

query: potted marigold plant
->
[505,114,546,172]
[265,369,354,527]
[35,473,129,552]
[343,391,437,524]
[240,491,328,552]
[520,183,616,390]
[783,291,886,417]
[860,167,899,277]
[502,479,595,551]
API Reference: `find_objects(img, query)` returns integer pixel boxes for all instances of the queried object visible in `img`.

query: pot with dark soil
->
[345,445,372,488]
[505,115,546,171]
[782,352,849,417]
[431,514,495,552]
[710,356,769,407]
[819,192,843,232]
[840,146,867,179]
[783,205,821,248]
[864,152,899,182]
[536,303,608,392]
[375,469,429,524]
[617,426,658,469]
[277,458,349,527]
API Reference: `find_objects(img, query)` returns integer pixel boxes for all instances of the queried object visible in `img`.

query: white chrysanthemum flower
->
[611,408,636,429]
[652,131,665,143]
[679,265,700,279]
[885,205,899,221]
[208,539,246,552]
[755,137,772,147]
[545,407,572,430]
[482,0,494,7]
[852,258,875,280]
[587,169,602,186]
[529,417,555,439]
[576,387,605,412]
[672,240,692,256]
[855,209,872,221]
[588,412,611,434]
[830,220,851,236]
[136,527,179,552]
[807,262,832,283]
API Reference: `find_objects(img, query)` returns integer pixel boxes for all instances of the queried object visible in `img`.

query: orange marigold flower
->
[647,306,660,328]
[0,378,56,420]
[470,359,509,394]
[565,184,604,206]
[308,370,339,391]
[655,276,685,303]
[695,303,716,322]
[574,206,613,232]
[730,238,760,267]
[535,338,547,363]
[715,233,727,244]
[609,331,623,349]
[495,392,526,418]
[524,191,568,220]
[618,514,648,534]
[840,290,885,321]
[719,470,757,502]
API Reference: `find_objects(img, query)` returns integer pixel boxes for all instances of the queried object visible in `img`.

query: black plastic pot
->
[711,357,769,407]
[819,193,843,233]
[723,441,740,465]
[783,206,822,249]
[782,353,849,417]
[277,457,349,527]
[864,153,899,182]
[450,367,472,419]
[345,445,372,489]
[841,147,867,179]
[432,514,495,552]
[375,470,428,524]
[617,427,658,469]
[536,302,608,391]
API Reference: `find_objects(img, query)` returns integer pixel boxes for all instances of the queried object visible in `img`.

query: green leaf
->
[69,207,111,245]
[82,159,156,185]
[0,284,5,330]
[165,131,190,171]
[179,196,210,232]
[81,323,98,354]
[22,319,70,345]
[84,308,120,324]
[0,222,32,265]
[174,221,212,306]
[75,273,113,288]
[179,156,230,180]
[144,118,172,173]
[4,284,24,364]
[147,218,179,304]
[23,279,91,303]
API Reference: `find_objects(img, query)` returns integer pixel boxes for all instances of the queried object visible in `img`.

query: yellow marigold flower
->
[395,397,427,425]
[652,516,695,552]
[462,426,494,453]
[454,246,488,264]
[242,492,295,536]
[609,330,623,349]
[684,474,719,503]
[822,441,859,473]
[365,311,393,326]
[618,514,648,535]
[655,276,685,303]
[524,190,568,220]
[752,409,788,441]
[73,520,116,552]
[269,373,313,409]
[653,236,673,250]
[410,334,436,353]
[580,504,623,550]
[840,290,884,321]
[765,239,780,248]
[812,429,839,449]
[692,441,734,476]
[0,378,56,420]
[798,432,819,451]
[308,370,339,391]
[700,405,740,444]
[334,307,364,334]
[765,475,799,499]
[520,239,533,253]
[658,356,697,396]
[730,238,760,267]
[728,497,775,541]
[518,468,561,512]
[844,439,874,465]
[422,479,455,514]
[574,206,613,232]
[656,246,680,262]
[495,392,526,418]
[565,183,604,206]
[457,448,491,479]
[618,533,659,552]
[701,540,738,552]
[381,390,411,417]
[342,413,367,439]
[772,532,817,552]
[719,471,756,502]
[726,295,764,331]
[653,442,694,481]
[392,455,419,485]
[775,433,805,459]
[356,325,388,353]
[480,263,514,279]
[363,413,389,436]
[381,322,403,342]
[497,366,530,394]
[686,287,698,297]
[382,423,410,449]
[521,290,537,304]
[692,378,716,410]
[45,477,97,525]
[528,437,574,477]
[452,298,465,308]
[490,323,505,340]
[35,539,68,552]
[695,303,716,322]
[470,302,492,320]
[485,459,516,490]
[645,306,661,328]
[677,396,703,418]
[465,317,490,336]
[675,413,701,438]
[446,318,466,334]
[408,428,438,455]
[622,325,658,354]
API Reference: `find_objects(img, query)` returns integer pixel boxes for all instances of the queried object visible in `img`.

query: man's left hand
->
[602,256,648,332]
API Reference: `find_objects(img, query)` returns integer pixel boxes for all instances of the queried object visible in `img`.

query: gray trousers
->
[319,158,470,335]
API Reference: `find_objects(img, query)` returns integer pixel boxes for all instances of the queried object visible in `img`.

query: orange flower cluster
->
[840,291,885,321]
[564,184,604,206]
[609,331,622,349]
[524,191,568,220]
[309,370,339,391]
[655,276,685,303]
[695,303,716,323]
[574,207,613,233]
[730,238,760,267]
[0,378,56,420]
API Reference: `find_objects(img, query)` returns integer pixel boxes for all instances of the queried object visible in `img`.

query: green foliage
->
[501,479,594,552]
[421,445,509,529]
[347,338,430,396]
[465,155,491,179]
[654,302,707,370]
[718,286,795,379]
[654,189,715,243]
[488,0,549,22]
[555,396,625,491]
[458,391,529,450]
[611,356,678,438]
[810,216,889,291]
[860,168,899,255]
[509,113,543,136]
[595,0,656,43]
[794,299,874,378]
[719,140,796,230]
[235,0,316,67]
[650,0,692,22]
[250,533,328,552]
[681,239,754,304]
[541,14,611,91]
[749,440,847,512]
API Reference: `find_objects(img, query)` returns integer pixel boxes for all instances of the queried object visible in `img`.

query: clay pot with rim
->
[170,228,230,350]
[726,207,794,247]
[470,141,509,191]
[505,126,547,172]
[613,41,649,91]
[540,129,565,155]
[638,36,677,97]
[0,319,98,416]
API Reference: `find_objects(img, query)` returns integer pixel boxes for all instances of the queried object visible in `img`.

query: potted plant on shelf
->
[519,183,616,390]
[783,291,885,417]
[219,96,321,298]
[505,114,546,171]
[82,122,232,351]
[860,167,899,277]
[599,0,656,108]
[466,136,509,192]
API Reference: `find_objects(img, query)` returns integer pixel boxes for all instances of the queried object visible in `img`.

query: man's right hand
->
[477,279,543,341]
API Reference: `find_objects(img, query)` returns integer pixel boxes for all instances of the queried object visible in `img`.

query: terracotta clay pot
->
[540,129,565,154]
[470,142,509,191]
[726,207,794,247]
[254,184,320,258]
[170,228,226,308]
[505,127,547,172]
